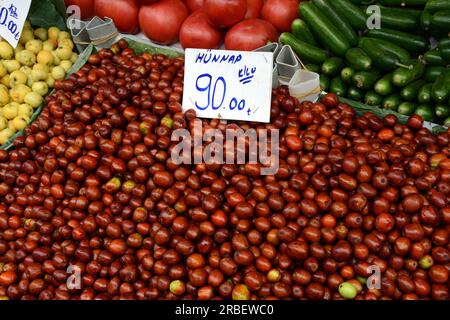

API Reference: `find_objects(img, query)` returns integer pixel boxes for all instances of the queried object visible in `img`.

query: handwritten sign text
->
[0,0,32,48]
[183,49,273,123]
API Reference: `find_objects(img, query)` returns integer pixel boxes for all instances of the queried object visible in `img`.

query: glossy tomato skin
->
[65,0,95,19]
[180,11,223,49]
[225,19,278,51]
[137,0,159,3]
[184,0,205,13]
[95,0,139,34]
[245,0,263,19]
[204,0,247,28]
[261,0,298,32]
[139,0,189,45]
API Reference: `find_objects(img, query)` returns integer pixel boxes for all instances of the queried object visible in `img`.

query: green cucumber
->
[432,70,450,103]
[423,49,447,66]
[352,69,382,89]
[392,60,426,87]
[439,38,450,48]
[368,6,422,20]
[375,6,420,31]
[345,48,372,71]
[444,117,450,126]
[299,2,351,57]
[439,39,450,62]
[330,77,347,96]
[341,67,355,83]
[322,57,344,76]
[364,91,383,106]
[431,11,450,30]
[305,64,321,73]
[415,105,435,122]
[426,0,450,13]
[421,11,432,31]
[365,28,428,54]
[436,104,450,118]
[377,0,427,5]
[439,46,450,62]
[374,73,394,96]
[279,33,327,65]
[400,80,426,101]
[365,38,411,62]
[361,5,423,19]
[329,0,367,30]
[358,38,411,71]
[320,75,330,91]
[382,93,402,110]
[390,8,422,20]
[347,86,365,101]
[397,102,417,116]
[291,19,318,46]
[424,66,447,82]
[418,83,433,104]
[312,0,358,46]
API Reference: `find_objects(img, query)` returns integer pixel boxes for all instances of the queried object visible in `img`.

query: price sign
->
[0,0,32,48]
[182,48,273,123]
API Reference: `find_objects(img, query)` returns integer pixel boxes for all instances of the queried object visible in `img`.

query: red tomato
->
[184,0,204,13]
[204,0,247,28]
[261,0,298,32]
[180,11,223,49]
[245,0,263,19]
[65,0,95,19]
[139,0,189,45]
[225,19,277,51]
[137,0,158,3]
[95,0,139,34]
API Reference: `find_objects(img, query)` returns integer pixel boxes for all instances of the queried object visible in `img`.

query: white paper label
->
[0,0,32,48]
[182,48,273,123]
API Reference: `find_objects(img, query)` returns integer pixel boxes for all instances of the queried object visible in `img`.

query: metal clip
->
[254,42,281,88]
[276,45,301,86]
[254,42,281,61]
[86,17,119,49]
[68,16,120,52]
[68,18,89,53]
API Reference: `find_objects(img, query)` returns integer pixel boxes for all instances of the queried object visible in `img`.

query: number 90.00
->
[194,73,245,112]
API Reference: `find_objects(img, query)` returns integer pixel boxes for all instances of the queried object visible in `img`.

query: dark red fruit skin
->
[0,39,449,301]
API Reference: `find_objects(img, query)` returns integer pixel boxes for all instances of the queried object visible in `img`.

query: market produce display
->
[281,0,450,124]
[0,0,448,302]
[65,0,298,50]
[0,22,77,145]
[0,38,449,300]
